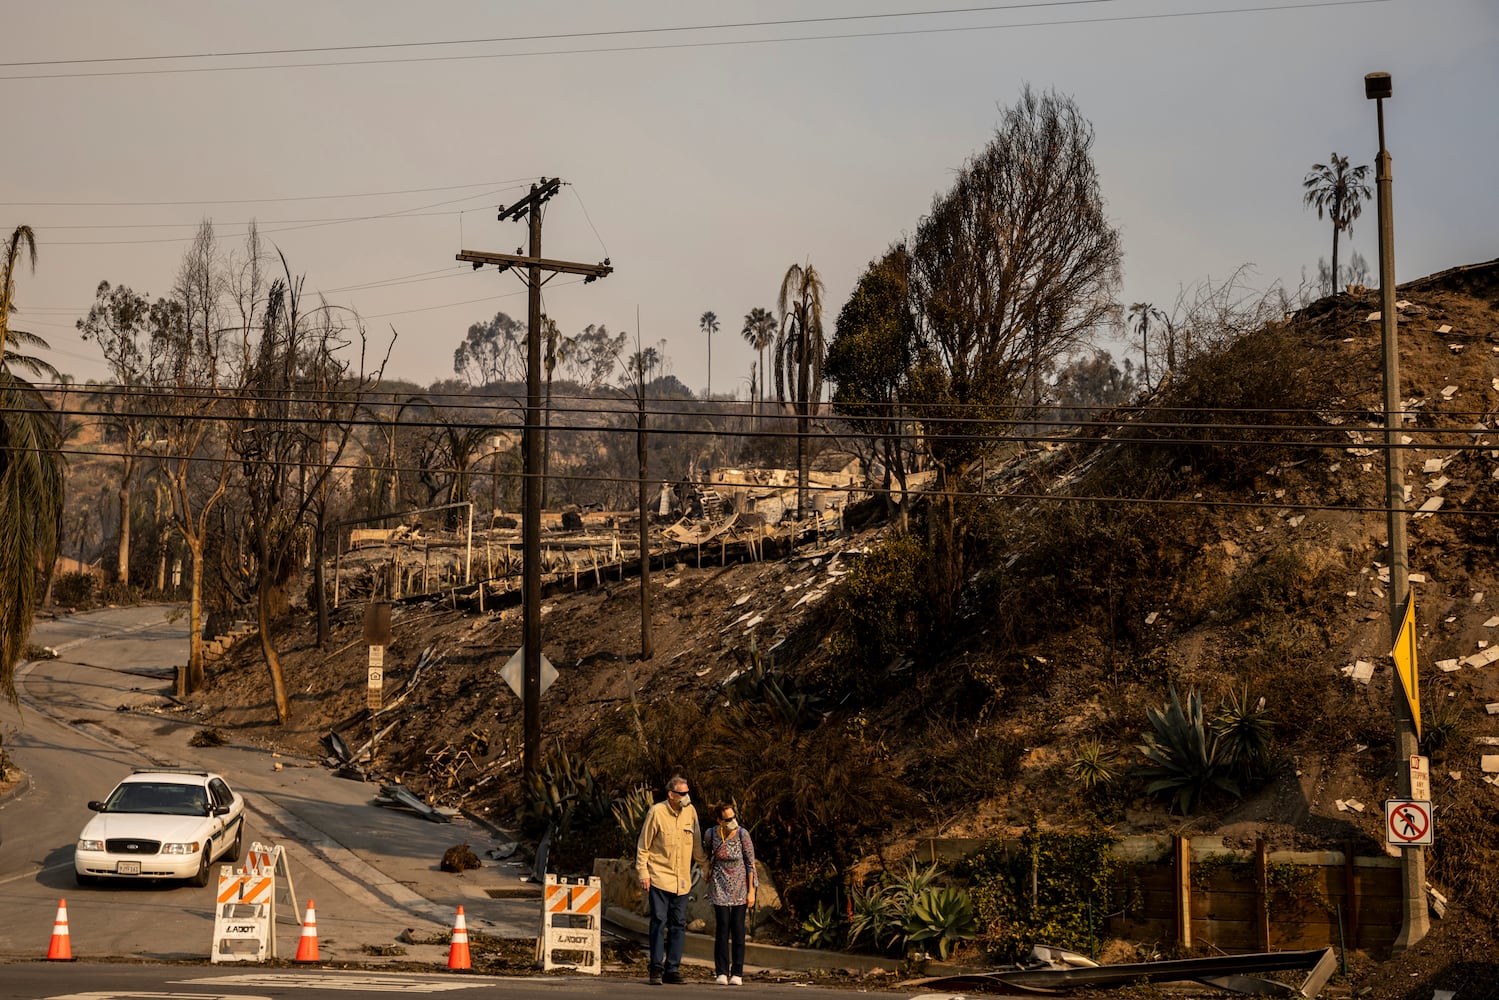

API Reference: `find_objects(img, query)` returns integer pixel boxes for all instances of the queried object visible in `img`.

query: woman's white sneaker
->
[729,976,743,986]
[716,975,729,986]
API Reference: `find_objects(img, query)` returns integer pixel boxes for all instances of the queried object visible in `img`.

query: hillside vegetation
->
[188,260,1499,981]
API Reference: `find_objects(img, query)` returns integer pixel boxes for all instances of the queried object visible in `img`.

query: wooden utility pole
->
[458,177,612,776]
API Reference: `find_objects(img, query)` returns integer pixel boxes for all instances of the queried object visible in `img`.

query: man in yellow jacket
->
[636,774,705,984]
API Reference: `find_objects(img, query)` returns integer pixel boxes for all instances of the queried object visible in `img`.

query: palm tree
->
[775,261,826,519]
[1303,153,1371,295]
[0,225,64,701]
[741,306,776,421]
[1128,302,1168,389]
[699,310,719,398]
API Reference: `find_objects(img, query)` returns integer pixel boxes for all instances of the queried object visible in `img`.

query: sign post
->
[368,644,385,759]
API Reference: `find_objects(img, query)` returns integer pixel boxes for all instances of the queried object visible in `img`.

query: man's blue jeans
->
[647,885,689,974]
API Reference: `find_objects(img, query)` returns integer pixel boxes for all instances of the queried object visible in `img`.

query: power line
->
[0,179,532,209]
[0,1,1388,82]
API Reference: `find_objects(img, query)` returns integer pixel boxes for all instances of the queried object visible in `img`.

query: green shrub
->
[52,571,98,608]
[826,533,927,698]
[955,829,1121,962]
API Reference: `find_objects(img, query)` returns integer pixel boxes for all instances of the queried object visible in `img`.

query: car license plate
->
[116,861,141,875]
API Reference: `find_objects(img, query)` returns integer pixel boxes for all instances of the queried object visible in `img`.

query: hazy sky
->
[5,1,1495,395]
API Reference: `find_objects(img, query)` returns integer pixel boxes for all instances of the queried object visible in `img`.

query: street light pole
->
[1367,70,1427,953]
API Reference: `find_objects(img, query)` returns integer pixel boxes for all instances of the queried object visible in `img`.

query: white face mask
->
[674,792,691,808]
[723,819,739,832]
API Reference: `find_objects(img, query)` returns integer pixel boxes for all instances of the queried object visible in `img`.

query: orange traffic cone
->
[294,900,320,962]
[447,905,472,970]
[46,899,74,961]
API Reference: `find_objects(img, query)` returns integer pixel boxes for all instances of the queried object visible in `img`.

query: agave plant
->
[800,899,844,950]
[903,886,979,960]
[1068,736,1121,791]
[1212,686,1275,784]
[881,857,943,908]
[848,881,905,954]
[611,784,655,843]
[1136,687,1240,813]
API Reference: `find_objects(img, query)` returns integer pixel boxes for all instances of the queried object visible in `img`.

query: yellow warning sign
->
[1391,595,1422,739]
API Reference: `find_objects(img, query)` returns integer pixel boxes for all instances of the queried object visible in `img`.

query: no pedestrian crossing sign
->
[1385,799,1433,847]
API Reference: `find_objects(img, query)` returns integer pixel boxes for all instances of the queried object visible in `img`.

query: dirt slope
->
[179,260,1499,990]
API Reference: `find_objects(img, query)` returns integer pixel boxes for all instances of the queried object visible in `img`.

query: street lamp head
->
[1365,72,1392,100]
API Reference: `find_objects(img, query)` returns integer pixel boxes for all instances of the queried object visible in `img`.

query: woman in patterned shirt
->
[703,802,758,985]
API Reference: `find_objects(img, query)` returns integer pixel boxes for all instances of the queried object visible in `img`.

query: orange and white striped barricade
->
[210,865,275,962]
[539,873,602,973]
[247,840,300,936]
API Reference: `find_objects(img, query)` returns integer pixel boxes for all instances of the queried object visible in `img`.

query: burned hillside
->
[182,259,1499,975]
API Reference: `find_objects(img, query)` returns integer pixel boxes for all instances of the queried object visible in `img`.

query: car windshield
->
[104,781,208,816]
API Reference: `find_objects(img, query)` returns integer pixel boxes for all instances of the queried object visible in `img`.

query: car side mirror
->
[87,801,104,812]
[212,804,229,816]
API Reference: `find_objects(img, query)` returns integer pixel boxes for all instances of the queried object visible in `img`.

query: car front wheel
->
[75,870,99,888]
[190,849,211,888]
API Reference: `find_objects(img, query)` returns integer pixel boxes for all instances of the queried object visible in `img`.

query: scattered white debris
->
[1414,497,1445,518]
[1345,798,1366,812]
[1422,458,1445,473]
[541,603,556,616]
[1475,592,1487,605]
[1437,659,1461,672]
[730,611,756,627]
[1410,573,1427,584]
[1484,615,1499,627]
[792,590,825,609]
[1450,344,1465,354]
[1450,772,1462,782]
[1344,660,1375,684]
[1441,385,1460,400]
[734,593,752,607]
[1463,647,1499,669]
[742,615,764,630]
[1438,324,1453,334]
[1145,611,1159,625]
[664,578,681,589]
[1483,756,1499,774]
[1328,462,1341,473]
[1366,312,1381,322]
[1288,514,1306,528]
[1354,744,1369,754]
[1428,476,1450,492]
[1488,703,1499,715]
[1335,799,1350,812]
[695,667,712,677]
[1346,590,1359,598]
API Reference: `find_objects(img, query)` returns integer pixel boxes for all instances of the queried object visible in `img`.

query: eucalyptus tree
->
[78,281,158,586]
[775,261,826,518]
[454,310,525,387]
[230,248,388,721]
[907,86,1121,630]
[908,85,1121,482]
[699,310,719,398]
[1302,153,1371,295]
[0,225,64,702]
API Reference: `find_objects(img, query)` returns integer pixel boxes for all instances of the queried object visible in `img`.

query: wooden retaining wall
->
[917,835,1405,956]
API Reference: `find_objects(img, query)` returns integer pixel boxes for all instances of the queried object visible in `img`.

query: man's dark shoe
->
[648,968,663,985]
[663,971,685,984]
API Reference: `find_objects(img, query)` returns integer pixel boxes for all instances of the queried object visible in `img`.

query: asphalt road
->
[0,606,535,964]
[0,606,920,1000]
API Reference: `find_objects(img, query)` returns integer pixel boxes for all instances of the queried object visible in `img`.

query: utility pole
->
[458,178,612,776]
[1365,72,1427,953]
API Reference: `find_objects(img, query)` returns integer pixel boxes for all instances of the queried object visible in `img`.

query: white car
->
[75,768,246,887]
